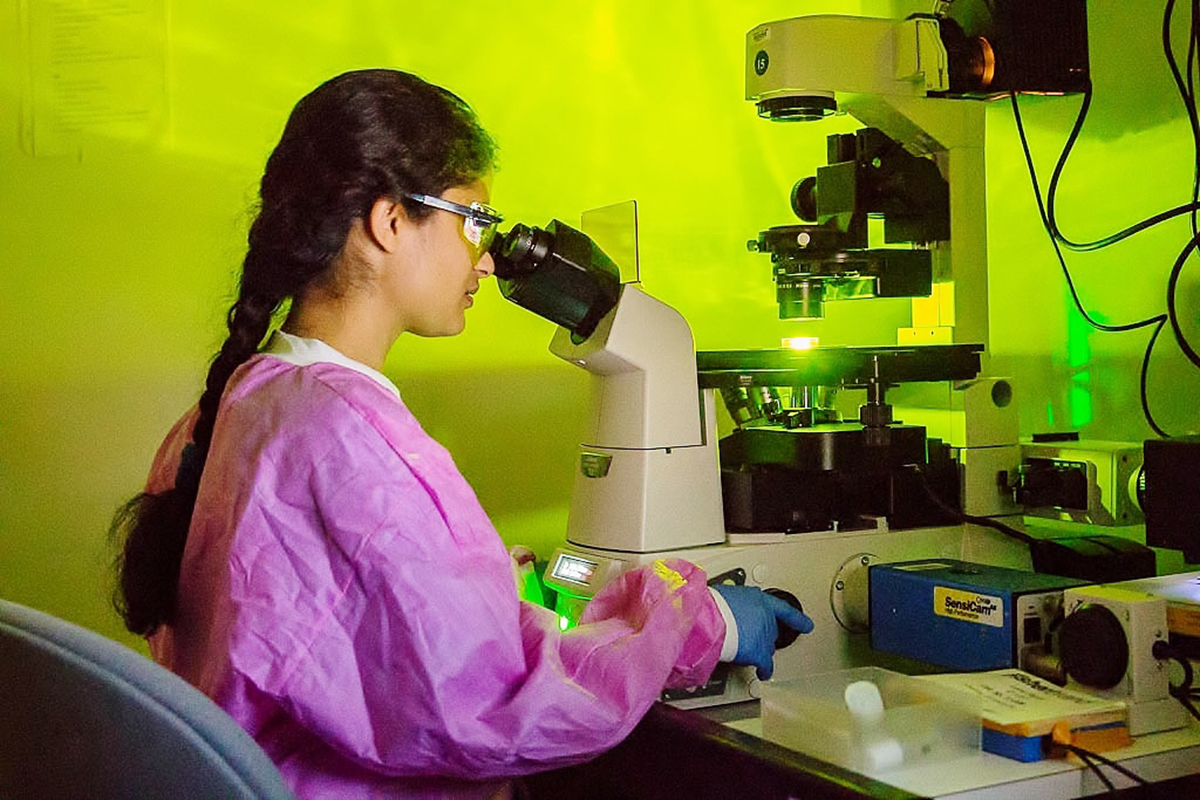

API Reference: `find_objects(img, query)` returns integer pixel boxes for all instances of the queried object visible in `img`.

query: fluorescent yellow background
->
[2,0,1198,647]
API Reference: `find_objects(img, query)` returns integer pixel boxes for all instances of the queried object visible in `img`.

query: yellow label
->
[935,586,1004,628]
[652,560,687,593]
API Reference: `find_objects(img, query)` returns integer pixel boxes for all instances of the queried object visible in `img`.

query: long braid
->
[111,68,496,636]
[191,294,278,460]
[113,279,284,635]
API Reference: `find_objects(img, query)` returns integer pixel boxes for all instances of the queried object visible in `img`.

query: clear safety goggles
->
[403,193,504,262]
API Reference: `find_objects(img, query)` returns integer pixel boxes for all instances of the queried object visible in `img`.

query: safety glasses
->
[403,193,504,262]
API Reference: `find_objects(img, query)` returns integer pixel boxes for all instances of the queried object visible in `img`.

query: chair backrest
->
[0,599,294,799]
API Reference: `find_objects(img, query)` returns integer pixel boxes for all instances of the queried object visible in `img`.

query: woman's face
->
[388,179,496,338]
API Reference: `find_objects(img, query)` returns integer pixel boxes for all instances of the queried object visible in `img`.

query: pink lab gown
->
[146,353,725,798]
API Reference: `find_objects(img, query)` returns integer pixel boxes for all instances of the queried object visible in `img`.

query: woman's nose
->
[477,250,496,277]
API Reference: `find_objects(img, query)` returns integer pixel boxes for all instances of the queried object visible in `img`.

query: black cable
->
[1010,94,1171,436]
[1180,688,1200,721]
[1160,0,1200,374]
[1140,317,1172,438]
[1040,84,1200,252]
[1165,0,1200,245]
[1185,0,1200,237]
[1058,743,1151,789]
[1007,0,1200,436]
[1153,640,1200,721]
[954,508,1036,545]
[1041,19,1200,254]
[1031,0,1200,254]
[1166,228,1200,369]
[907,465,1038,545]
[1010,96,1165,335]
[1069,746,1117,795]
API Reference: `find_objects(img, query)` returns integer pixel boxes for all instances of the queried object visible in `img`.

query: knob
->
[765,588,806,650]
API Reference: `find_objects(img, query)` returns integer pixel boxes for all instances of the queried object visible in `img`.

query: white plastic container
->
[760,666,980,775]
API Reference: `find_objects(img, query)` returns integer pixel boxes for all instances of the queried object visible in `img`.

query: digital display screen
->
[552,554,598,585]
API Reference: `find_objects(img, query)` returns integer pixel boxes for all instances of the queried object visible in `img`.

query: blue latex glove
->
[712,584,814,680]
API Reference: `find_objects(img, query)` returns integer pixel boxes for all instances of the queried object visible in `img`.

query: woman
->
[112,69,811,799]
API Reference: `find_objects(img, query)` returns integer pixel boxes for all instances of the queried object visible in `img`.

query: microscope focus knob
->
[765,588,806,650]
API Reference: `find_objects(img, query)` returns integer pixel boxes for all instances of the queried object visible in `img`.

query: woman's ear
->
[365,197,406,254]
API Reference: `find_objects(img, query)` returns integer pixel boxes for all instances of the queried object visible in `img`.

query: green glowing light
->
[1066,311,1094,429]
[1069,382,1093,429]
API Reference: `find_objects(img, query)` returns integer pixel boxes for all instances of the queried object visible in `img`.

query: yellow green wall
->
[3,0,1197,648]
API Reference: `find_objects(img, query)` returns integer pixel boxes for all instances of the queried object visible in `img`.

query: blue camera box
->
[869,559,1088,671]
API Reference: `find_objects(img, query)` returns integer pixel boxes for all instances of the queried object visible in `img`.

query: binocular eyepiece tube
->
[490,220,622,341]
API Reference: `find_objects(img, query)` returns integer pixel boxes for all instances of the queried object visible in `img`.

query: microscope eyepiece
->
[493,223,554,278]
[490,220,621,340]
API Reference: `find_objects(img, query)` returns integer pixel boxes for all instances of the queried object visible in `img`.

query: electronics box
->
[1143,436,1200,563]
[1020,439,1143,526]
[870,559,1090,671]
[760,666,980,775]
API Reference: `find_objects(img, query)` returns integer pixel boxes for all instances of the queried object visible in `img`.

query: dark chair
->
[0,598,293,799]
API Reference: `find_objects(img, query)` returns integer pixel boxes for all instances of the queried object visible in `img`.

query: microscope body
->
[516,7,1099,708]
[532,18,1005,708]
[549,285,725,554]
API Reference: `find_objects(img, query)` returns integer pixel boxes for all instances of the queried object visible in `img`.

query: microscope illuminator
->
[936,0,1090,98]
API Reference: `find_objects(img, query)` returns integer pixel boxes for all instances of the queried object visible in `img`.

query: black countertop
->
[523,701,921,800]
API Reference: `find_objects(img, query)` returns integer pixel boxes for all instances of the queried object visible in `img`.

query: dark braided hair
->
[112,70,497,636]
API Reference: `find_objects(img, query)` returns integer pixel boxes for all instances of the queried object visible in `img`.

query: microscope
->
[491,215,1019,707]
[494,4,1120,709]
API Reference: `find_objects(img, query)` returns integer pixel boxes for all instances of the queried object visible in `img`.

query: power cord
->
[1041,1,1200,252]
[1162,0,1200,246]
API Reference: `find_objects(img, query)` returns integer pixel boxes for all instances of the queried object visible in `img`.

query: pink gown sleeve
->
[163,358,725,785]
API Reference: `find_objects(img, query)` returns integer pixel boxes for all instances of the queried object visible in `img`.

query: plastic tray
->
[759,666,980,775]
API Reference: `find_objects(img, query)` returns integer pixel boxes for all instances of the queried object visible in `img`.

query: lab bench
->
[524,700,1200,799]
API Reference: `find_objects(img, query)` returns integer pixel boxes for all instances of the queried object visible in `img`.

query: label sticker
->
[935,586,1004,628]
[754,49,770,76]
[579,451,612,478]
